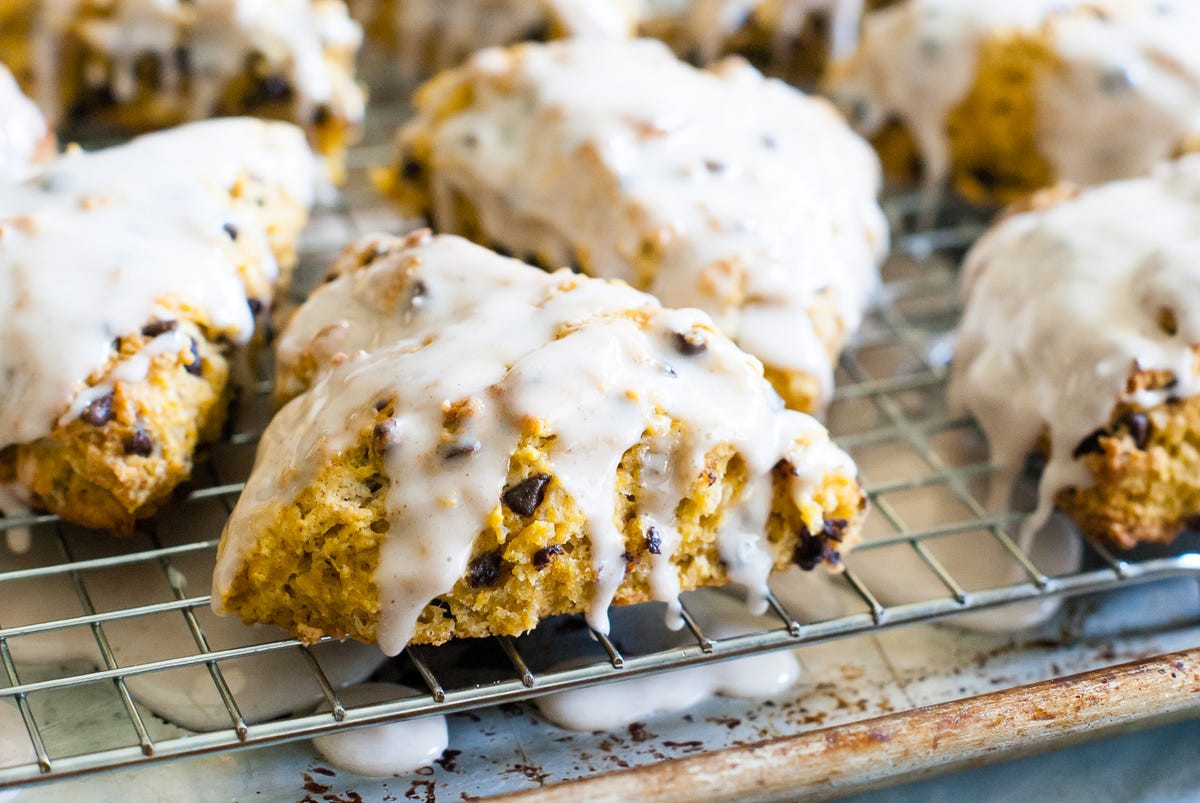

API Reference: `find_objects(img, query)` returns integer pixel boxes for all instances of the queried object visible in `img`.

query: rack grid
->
[3,87,1200,794]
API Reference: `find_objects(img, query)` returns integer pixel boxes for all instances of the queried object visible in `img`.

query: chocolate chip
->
[441,440,480,460]
[141,319,177,338]
[124,426,153,457]
[773,458,796,477]
[645,527,662,555]
[703,159,725,174]
[80,393,115,427]
[502,473,551,516]
[822,518,849,543]
[409,280,428,310]
[400,159,424,181]
[1072,428,1106,459]
[374,398,390,412]
[621,550,634,563]
[247,297,264,315]
[184,339,202,376]
[222,222,239,241]
[674,331,707,356]
[313,104,332,125]
[467,551,502,588]
[1182,514,1200,532]
[373,418,400,453]
[1120,411,1151,449]
[533,544,564,569]
[792,522,838,571]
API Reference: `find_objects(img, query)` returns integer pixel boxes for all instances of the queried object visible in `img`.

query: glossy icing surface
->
[404,38,885,408]
[950,155,1200,543]
[217,232,859,656]
[0,64,49,184]
[0,118,316,451]
[829,0,1200,190]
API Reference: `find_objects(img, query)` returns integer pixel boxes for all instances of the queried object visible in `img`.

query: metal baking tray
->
[2,50,1199,801]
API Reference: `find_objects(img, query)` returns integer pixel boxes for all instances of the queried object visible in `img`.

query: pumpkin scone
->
[0,118,316,536]
[378,38,887,413]
[825,0,1200,203]
[214,232,866,654]
[951,155,1200,550]
[0,0,365,181]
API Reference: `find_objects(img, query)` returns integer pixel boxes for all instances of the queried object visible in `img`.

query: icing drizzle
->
[402,37,885,409]
[0,64,50,184]
[828,0,1200,191]
[950,155,1200,542]
[0,118,316,450]
[217,232,859,656]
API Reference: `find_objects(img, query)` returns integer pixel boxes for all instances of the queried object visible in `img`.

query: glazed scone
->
[0,118,316,535]
[0,63,53,182]
[215,232,866,653]
[0,0,364,181]
[350,0,638,80]
[951,155,1200,550]
[379,38,887,413]
[826,0,1200,203]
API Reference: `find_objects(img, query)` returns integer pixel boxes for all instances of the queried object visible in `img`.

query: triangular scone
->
[378,37,887,414]
[0,63,52,182]
[952,155,1200,549]
[2,0,364,181]
[826,0,1200,203]
[214,232,865,655]
[0,118,316,534]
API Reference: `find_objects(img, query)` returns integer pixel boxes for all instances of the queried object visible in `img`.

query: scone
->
[0,62,53,182]
[826,0,1200,203]
[0,0,365,181]
[214,232,866,654]
[378,38,887,413]
[950,155,1200,550]
[350,0,639,80]
[0,118,316,535]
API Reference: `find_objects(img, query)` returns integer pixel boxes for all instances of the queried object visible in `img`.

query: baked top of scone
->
[827,0,1200,197]
[0,117,315,452]
[383,37,886,411]
[215,232,864,655]
[0,62,49,182]
[950,155,1200,546]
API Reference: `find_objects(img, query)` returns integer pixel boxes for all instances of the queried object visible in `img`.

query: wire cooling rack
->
[4,79,1200,794]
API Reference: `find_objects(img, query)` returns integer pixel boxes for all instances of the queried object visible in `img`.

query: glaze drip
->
[0,64,50,184]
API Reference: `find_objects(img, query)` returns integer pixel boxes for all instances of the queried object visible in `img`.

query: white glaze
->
[534,593,800,731]
[950,155,1200,546]
[311,683,449,777]
[0,484,33,554]
[660,0,864,65]
[402,37,885,410]
[392,0,638,78]
[0,118,316,450]
[217,232,859,656]
[828,0,1200,192]
[29,0,364,131]
[0,65,50,185]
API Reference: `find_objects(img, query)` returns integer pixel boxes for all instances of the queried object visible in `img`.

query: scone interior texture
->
[0,62,52,182]
[214,232,866,655]
[0,118,316,534]
[1,0,365,177]
[826,0,1200,202]
[381,37,886,413]
[950,155,1200,549]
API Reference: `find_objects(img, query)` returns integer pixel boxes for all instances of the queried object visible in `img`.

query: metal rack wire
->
[3,97,1200,795]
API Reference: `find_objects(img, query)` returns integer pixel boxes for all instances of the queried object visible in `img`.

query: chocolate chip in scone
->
[703,159,725,174]
[373,418,400,453]
[185,339,202,376]
[141,319,177,338]
[792,522,838,571]
[821,518,849,543]
[621,550,635,563]
[80,393,115,427]
[313,104,332,126]
[247,297,264,315]
[1120,411,1151,449]
[645,527,662,555]
[533,544,564,570]
[124,426,153,457]
[467,550,502,588]
[409,279,429,309]
[400,159,424,182]
[1072,428,1106,459]
[222,222,239,241]
[440,439,480,460]
[673,331,707,356]
[502,473,552,516]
